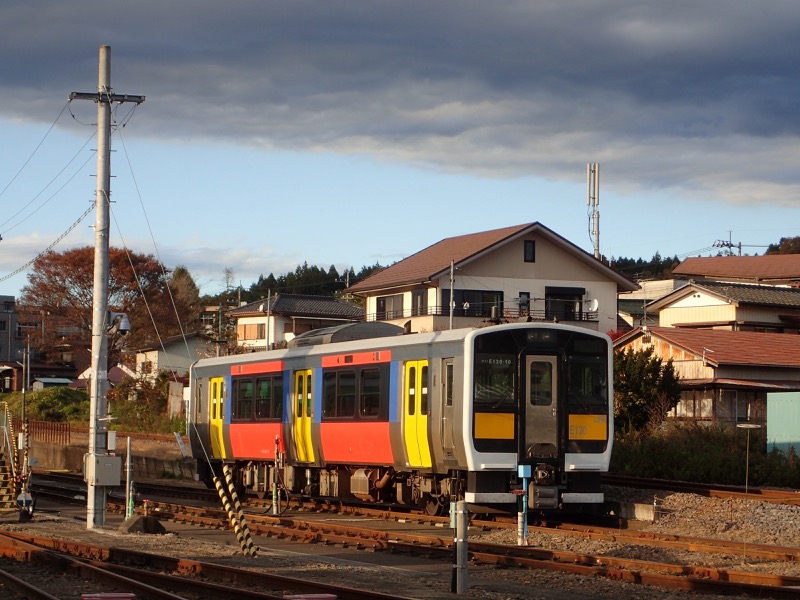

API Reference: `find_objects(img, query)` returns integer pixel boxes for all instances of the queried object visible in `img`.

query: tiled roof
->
[693,281,800,307]
[230,294,364,319]
[618,298,651,317]
[673,255,800,281]
[648,281,800,311]
[137,331,208,353]
[625,327,800,368]
[347,222,637,293]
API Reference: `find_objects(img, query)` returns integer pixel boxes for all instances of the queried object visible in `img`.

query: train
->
[187,320,613,515]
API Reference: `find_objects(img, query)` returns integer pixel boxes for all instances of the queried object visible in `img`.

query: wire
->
[114,126,193,384]
[0,204,94,284]
[0,133,97,235]
[0,102,71,202]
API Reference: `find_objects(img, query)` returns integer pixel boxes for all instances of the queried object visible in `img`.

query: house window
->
[441,289,503,317]
[524,240,535,263]
[411,290,427,316]
[376,294,404,320]
[545,287,585,321]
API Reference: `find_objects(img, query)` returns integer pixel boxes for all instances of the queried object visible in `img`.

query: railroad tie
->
[222,465,258,558]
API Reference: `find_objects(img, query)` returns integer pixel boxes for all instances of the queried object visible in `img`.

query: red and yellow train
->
[188,321,613,515]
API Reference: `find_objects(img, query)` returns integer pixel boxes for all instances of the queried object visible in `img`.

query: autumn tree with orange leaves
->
[19,247,200,368]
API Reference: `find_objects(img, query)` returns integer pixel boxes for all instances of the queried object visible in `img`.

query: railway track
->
[0,529,417,600]
[128,497,800,598]
[25,471,800,597]
[602,474,800,504]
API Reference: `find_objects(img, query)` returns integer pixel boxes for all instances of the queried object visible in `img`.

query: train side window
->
[296,376,304,416]
[408,366,416,415]
[273,377,284,419]
[445,362,454,407]
[256,377,282,420]
[323,372,337,418]
[360,368,381,417]
[305,374,312,417]
[337,371,356,417]
[233,378,254,420]
[420,365,429,415]
[210,380,217,419]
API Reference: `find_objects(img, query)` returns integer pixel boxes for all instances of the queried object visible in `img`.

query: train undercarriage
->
[199,459,465,516]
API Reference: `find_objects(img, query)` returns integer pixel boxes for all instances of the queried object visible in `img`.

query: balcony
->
[367,305,599,323]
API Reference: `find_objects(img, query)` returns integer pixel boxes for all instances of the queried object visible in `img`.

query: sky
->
[1,1,799,299]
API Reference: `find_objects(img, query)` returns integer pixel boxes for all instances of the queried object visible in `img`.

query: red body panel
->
[229,422,283,459]
[320,422,394,464]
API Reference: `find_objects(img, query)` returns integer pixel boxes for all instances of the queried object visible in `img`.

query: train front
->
[463,323,613,512]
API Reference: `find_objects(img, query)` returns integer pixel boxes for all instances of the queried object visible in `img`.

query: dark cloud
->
[1,0,799,204]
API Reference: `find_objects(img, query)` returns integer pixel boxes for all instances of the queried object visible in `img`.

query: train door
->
[440,359,456,460]
[293,369,315,462]
[524,356,558,459]
[403,360,432,468]
[209,376,226,458]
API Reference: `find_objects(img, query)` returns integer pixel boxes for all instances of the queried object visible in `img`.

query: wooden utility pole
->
[70,45,144,529]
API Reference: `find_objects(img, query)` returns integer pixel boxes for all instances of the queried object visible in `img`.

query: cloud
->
[0,0,799,209]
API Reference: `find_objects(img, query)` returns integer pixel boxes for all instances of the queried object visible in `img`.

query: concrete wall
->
[29,440,197,481]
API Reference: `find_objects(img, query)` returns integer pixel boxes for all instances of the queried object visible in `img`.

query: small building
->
[229,294,364,351]
[31,377,72,390]
[347,222,637,334]
[614,326,800,427]
[136,331,214,379]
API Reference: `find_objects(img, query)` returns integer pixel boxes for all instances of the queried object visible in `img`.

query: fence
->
[12,419,71,445]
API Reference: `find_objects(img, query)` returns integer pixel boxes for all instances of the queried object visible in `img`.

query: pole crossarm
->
[69,92,146,104]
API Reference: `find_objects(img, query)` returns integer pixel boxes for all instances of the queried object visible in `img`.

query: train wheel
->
[425,495,446,517]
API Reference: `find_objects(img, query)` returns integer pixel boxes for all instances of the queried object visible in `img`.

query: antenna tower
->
[587,163,600,259]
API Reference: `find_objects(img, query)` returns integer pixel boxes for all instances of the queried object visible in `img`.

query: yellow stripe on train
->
[474,412,515,439]
[568,414,608,441]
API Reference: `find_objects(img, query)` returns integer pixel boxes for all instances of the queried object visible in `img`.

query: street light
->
[736,422,761,565]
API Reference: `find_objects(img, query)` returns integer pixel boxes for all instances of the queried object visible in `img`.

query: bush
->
[1,387,89,422]
[107,373,174,434]
[611,423,800,488]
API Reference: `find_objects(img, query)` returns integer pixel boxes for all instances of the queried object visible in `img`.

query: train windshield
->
[473,353,515,407]
[565,354,608,411]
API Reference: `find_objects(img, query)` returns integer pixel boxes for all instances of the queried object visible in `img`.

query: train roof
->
[191,322,610,373]
[287,321,404,347]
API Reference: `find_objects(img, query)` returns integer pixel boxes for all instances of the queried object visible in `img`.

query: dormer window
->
[524,240,536,263]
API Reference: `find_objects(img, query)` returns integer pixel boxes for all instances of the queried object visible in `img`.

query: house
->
[617,279,686,330]
[0,295,23,393]
[71,363,136,391]
[346,222,638,334]
[614,326,800,426]
[229,294,364,351]
[647,280,800,334]
[136,331,214,378]
[672,255,800,286]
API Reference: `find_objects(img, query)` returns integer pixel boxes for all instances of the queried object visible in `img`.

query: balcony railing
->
[368,305,599,323]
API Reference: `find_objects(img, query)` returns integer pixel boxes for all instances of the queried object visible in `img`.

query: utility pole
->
[70,45,145,529]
